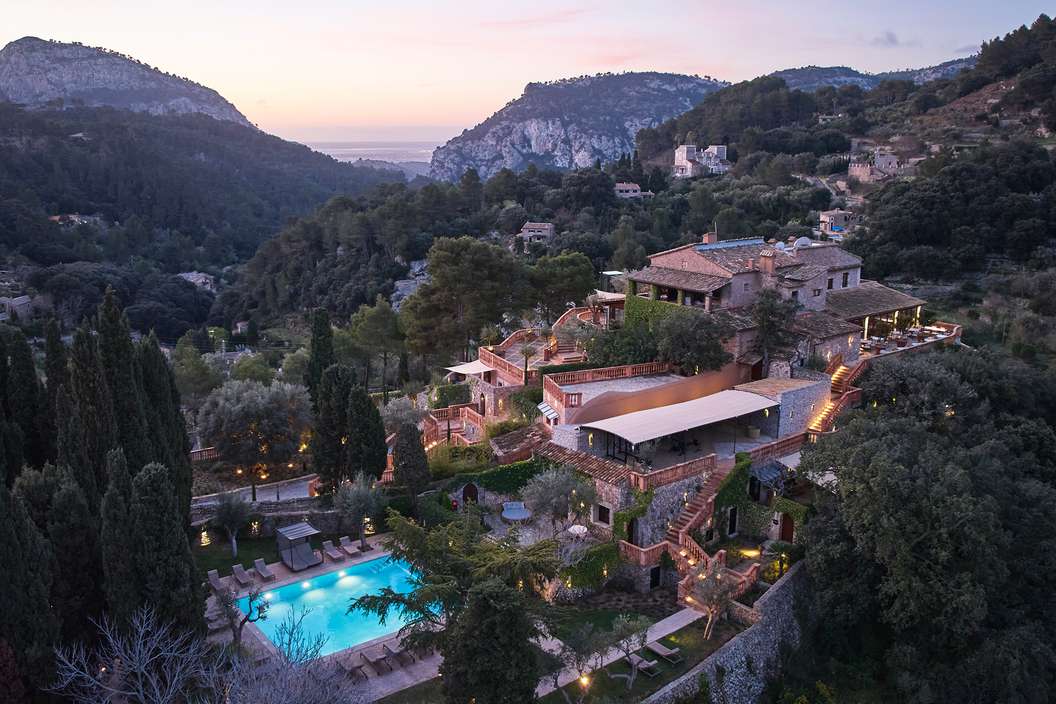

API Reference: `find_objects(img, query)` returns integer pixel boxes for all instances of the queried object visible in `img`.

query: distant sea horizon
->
[309,140,439,164]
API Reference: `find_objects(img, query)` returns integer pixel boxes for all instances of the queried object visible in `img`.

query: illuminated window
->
[588,432,594,447]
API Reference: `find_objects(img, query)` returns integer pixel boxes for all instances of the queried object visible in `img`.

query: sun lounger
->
[339,656,368,681]
[232,563,254,587]
[646,640,683,664]
[322,540,345,562]
[383,641,414,665]
[207,569,225,593]
[360,649,391,674]
[339,536,361,557]
[627,653,661,678]
[254,558,276,582]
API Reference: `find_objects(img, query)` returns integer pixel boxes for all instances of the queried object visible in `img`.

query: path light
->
[199,530,211,547]
[579,674,591,688]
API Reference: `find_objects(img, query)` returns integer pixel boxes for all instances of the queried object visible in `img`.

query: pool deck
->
[204,533,442,700]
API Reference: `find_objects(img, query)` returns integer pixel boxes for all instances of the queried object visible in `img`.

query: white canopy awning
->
[445,360,495,375]
[581,390,778,445]
[593,289,626,302]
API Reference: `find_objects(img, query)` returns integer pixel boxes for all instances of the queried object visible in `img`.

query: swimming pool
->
[237,556,417,656]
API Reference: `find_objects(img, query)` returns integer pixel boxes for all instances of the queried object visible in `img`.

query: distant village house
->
[672,144,730,179]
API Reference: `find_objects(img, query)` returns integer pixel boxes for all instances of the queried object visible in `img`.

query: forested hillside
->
[0,105,400,266]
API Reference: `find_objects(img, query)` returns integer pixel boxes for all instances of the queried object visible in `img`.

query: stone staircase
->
[830,363,852,394]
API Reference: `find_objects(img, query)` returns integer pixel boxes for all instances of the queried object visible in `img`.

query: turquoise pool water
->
[237,556,417,656]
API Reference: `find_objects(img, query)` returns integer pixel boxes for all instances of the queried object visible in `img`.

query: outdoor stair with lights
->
[830,364,851,394]
[809,399,841,434]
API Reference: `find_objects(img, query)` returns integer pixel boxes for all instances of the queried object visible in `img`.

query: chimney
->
[759,249,776,275]
[702,232,718,245]
[747,258,755,270]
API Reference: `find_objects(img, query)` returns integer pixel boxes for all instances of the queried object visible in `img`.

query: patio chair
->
[254,558,276,582]
[339,656,369,681]
[360,649,391,674]
[383,641,414,666]
[626,653,661,678]
[646,640,683,664]
[339,536,361,557]
[322,540,345,562]
[207,569,225,593]
[232,564,254,587]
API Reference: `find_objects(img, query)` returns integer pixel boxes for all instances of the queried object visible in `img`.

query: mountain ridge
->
[429,72,727,181]
[0,36,252,127]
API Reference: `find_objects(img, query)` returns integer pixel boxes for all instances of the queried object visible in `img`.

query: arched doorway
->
[479,393,486,417]
[462,482,479,505]
[779,513,794,542]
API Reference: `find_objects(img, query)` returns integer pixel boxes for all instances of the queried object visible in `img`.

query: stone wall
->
[640,562,814,704]
[775,380,830,437]
[639,474,705,546]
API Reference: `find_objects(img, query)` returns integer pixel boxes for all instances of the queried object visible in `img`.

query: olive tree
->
[522,466,597,536]
[334,473,387,550]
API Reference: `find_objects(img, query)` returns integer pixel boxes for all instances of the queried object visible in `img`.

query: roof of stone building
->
[710,308,757,332]
[825,280,926,320]
[651,239,862,276]
[534,441,629,486]
[793,311,863,339]
[780,263,830,282]
[733,377,822,401]
[626,266,729,293]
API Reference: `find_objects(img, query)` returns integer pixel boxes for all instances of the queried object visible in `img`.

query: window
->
[748,476,761,501]
[791,290,799,300]
[842,272,850,288]
[681,260,687,269]
[827,278,834,290]
[595,504,611,525]
[743,282,750,292]
[813,288,822,297]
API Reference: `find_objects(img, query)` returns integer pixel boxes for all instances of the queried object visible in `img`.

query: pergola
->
[825,281,926,339]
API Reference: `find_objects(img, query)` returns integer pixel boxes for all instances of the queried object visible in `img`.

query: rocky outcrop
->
[772,56,977,92]
[0,36,252,127]
[430,72,726,180]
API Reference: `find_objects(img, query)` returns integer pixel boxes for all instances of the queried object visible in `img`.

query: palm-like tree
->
[519,339,538,382]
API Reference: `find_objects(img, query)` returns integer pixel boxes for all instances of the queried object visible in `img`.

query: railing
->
[461,405,485,434]
[678,533,710,570]
[618,540,669,566]
[478,346,530,385]
[494,328,537,352]
[629,454,716,491]
[552,306,591,331]
[825,353,844,375]
[545,361,671,387]
[190,447,220,463]
[429,402,477,422]
[682,496,715,538]
[747,432,808,463]
[844,359,868,388]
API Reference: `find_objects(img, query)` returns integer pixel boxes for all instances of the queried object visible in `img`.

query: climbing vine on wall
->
[562,542,620,590]
[613,488,654,541]
[624,295,679,329]
[712,452,771,541]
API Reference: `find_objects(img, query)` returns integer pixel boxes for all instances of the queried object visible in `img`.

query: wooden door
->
[780,513,794,542]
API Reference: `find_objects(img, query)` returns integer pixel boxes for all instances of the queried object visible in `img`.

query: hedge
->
[444,457,553,495]
[624,294,680,328]
[430,382,470,408]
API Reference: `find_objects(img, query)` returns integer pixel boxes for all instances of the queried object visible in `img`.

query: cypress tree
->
[100,449,139,625]
[304,308,334,411]
[0,484,58,689]
[393,422,430,512]
[43,318,68,415]
[0,334,9,418]
[1,421,23,489]
[47,478,105,642]
[6,331,46,469]
[69,324,116,491]
[137,334,193,525]
[347,384,388,480]
[13,463,62,534]
[130,463,203,634]
[96,289,152,472]
[311,364,356,492]
[55,387,97,506]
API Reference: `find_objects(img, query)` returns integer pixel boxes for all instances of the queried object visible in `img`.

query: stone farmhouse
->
[818,208,864,237]
[421,233,961,604]
[673,144,730,178]
[614,182,654,199]
[514,221,556,252]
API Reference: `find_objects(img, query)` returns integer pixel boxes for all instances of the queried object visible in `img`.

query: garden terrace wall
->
[642,562,814,704]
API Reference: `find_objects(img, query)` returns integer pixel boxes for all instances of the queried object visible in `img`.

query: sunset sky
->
[3,1,1050,142]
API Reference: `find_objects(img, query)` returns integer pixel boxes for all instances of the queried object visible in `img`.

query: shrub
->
[804,354,828,372]
[485,418,529,439]
[769,540,806,564]
[444,457,551,495]
[429,444,493,479]
[430,383,470,409]
[507,386,544,420]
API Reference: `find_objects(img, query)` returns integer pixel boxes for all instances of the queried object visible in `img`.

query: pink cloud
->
[481,7,594,30]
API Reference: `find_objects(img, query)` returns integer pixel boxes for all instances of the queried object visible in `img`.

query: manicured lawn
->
[548,606,654,643]
[377,678,443,704]
[540,619,743,704]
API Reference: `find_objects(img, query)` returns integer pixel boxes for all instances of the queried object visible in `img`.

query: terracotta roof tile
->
[793,311,863,339]
[627,266,729,293]
[534,442,629,486]
[825,280,926,320]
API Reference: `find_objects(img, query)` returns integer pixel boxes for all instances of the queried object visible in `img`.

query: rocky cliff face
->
[430,72,726,181]
[772,57,977,92]
[0,36,252,127]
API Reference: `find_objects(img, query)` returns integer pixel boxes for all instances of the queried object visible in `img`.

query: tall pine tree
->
[0,484,58,689]
[6,331,46,469]
[96,289,152,472]
[137,334,192,524]
[55,387,97,507]
[100,449,139,625]
[130,463,202,634]
[43,318,68,415]
[47,478,105,642]
[347,384,388,480]
[304,308,334,412]
[69,323,116,491]
[311,364,356,492]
